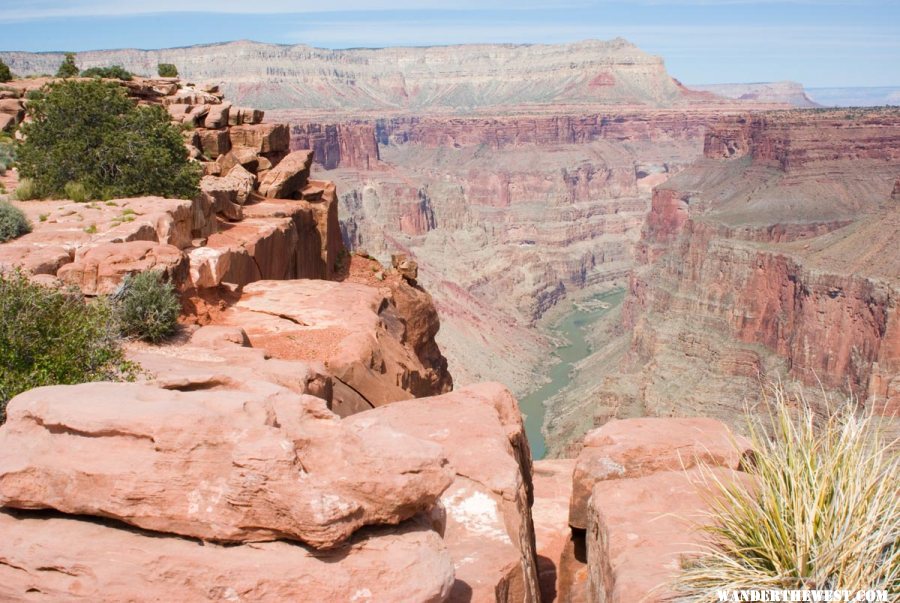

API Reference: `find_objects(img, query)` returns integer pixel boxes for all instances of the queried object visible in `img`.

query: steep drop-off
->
[273,111,728,393]
[545,109,900,456]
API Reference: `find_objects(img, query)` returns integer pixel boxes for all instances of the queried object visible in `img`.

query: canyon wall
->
[0,39,720,111]
[545,108,900,455]
[274,110,729,392]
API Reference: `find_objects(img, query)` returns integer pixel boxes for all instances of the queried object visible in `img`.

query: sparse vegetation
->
[16,79,200,201]
[80,65,133,81]
[675,388,899,600]
[0,201,31,242]
[114,270,181,343]
[0,135,15,175]
[13,178,37,201]
[0,271,136,422]
[0,59,12,83]
[83,223,97,234]
[157,63,178,78]
[64,181,90,203]
[55,52,79,78]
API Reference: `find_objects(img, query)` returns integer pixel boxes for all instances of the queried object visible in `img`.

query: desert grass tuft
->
[674,387,899,600]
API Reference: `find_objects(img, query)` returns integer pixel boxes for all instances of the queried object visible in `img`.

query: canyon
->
[0,35,898,600]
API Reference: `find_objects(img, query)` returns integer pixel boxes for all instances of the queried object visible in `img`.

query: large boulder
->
[257,149,314,199]
[587,468,753,602]
[56,241,187,295]
[0,511,455,603]
[569,417,751,529]
[0,382,454,549]
[345,383,541,603]
[229,123,289,154]
[197,128,231,159]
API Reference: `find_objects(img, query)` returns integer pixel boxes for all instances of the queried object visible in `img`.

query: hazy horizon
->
[2,1,899,88]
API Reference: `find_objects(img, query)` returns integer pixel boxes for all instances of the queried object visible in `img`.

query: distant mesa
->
[688,81,821,108]
[1,39,748,112]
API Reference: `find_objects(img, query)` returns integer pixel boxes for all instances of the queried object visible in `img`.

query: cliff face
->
[545,108,900,454]
[274,111,724,392]
[0,39,709,111]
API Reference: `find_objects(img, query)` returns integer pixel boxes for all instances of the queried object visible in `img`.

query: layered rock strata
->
[545,108,900,454]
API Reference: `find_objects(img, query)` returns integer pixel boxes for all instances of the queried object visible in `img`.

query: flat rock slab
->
[345,383,541,603]
[0,511,454,603]
[57,241,187,295]
[570,417,751,529]
[0,382,453,549]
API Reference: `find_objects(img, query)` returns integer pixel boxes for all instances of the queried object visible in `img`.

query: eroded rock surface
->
[0,511,455,603]
[0,383,453,549]
[346,383,541,603]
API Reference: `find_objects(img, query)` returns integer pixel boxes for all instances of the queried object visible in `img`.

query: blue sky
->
[1,1,898,87]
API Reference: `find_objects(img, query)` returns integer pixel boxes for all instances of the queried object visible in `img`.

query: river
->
[518,288,625,460]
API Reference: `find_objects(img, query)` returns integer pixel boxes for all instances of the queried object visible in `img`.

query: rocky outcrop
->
[0,383,453,549]
[587,467,752,601]
[0,511,455,602]
[216,277,452,415]
[558,418,754,602]
[346,383,541,603]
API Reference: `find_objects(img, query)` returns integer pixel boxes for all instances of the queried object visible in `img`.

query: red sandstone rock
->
[587,468,753,602]
[0,511,455,603]
[0,382,454,549]
[229,106,265,126]
[229,123,290,154]
[56,241,187,295]
[205,102,231,129]
[569,418,750,529]
[217,279,452,412]
[257,149,313,198]
[345,383,541,603]
[197,128,231,159]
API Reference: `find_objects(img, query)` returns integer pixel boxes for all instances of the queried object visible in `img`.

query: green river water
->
[519,288,625,460]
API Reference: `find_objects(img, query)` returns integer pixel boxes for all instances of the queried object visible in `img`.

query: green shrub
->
[55,52,79,78]
[675,388,900,600]
[114,270,181,343]
[0,59,12,83]
[0,137,15,173]
[16,79,200,200]
[24,89,44,101]
[64,181,90,202]
[157,63,178,78]
[0,271,137,422]
[0,201,30,242]
[80,65,133,81]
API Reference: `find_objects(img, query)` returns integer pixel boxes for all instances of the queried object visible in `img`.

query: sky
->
[1,1,898,87]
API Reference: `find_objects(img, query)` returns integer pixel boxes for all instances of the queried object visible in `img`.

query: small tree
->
[0,58,12,83]
[157,63,178,78]
[17,79,200,200]
[56,52,79,78]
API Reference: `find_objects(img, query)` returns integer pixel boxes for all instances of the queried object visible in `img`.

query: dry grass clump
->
[675,388,899,600]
